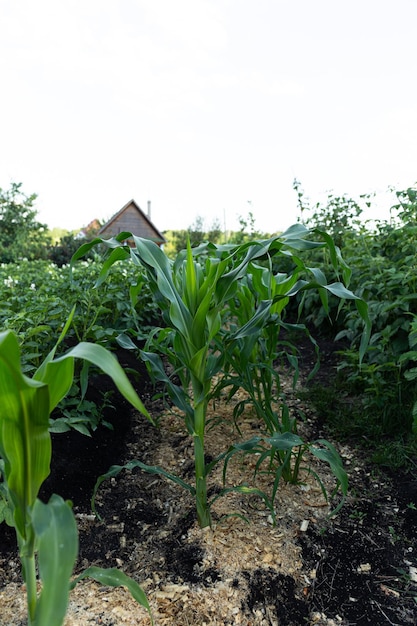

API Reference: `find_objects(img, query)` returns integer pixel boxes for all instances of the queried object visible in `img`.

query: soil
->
[0,336,416,625]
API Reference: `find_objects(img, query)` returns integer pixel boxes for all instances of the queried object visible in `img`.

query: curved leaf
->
[0,331,51,537]
[32,495,78,626]
[72,566,153,624]
[61,342,152,423]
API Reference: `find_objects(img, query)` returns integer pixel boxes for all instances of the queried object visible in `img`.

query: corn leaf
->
[59,342,152,422]
[91,460,195,520]
[0,331,51,537]
[32,495,78,626]
[310,439,348,516]
[72,566,153,624]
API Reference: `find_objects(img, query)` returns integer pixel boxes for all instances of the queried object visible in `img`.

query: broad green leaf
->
[0,331,51,537]
[35,305,76,380]
[280,223,310,239]
[184,238,198,313]
[314,228,352,285]
[266,432,304,450]
[231,300,272,340]
[140,350,193,421]
[95,246,131,287]
[131,236,192,336]
[34,357,75,413]
[70,233,132,265]
[307,267,327,286]
[72,566,153,624]
[324,282,361,299]
[32,495,78,626]
[61,342,153,423]
[116,333,138,350]
[355,298,371,363]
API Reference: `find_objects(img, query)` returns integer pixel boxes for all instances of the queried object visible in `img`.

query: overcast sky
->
[1,0,416,234]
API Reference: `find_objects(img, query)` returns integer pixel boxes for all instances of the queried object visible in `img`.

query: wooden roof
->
[98,199,165,245]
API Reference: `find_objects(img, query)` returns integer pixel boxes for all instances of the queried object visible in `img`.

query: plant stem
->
[193,398,211,528]
[23,553,37,625]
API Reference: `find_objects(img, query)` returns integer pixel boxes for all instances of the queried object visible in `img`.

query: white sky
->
[1,0,416,234]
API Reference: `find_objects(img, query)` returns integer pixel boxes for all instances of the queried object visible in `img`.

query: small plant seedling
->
[349,510,367,522]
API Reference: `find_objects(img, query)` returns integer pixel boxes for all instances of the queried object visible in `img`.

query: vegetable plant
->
[74,234,283,527]
[0,312,153,625]
[73,226,370,528]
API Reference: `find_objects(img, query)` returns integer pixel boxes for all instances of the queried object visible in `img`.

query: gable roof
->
[98,199,165,244]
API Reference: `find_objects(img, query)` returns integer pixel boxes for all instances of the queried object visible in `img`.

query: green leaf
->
[95,247,131,287]
[266,432,304,450]
[0,331,51,537]
[140,349,193,420]
[131,236,192,337]
[310,439,348,516]
[32,496,78,626]
[231,300,272,339]
[34,356,75,413]
[72,566,153,624]
[116,333,138,350]
[92,460,195,520]
[35,304,76,380]
[60,342,153,423]
[323,282,359,299]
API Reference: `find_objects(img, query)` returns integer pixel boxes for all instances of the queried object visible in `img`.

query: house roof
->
[98,199,165,244]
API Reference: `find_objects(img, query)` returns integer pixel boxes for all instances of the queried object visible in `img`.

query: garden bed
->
[0,343,416,625]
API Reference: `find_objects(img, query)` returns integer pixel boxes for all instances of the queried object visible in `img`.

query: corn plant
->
[214,247,369,488]
[213,261,318,434]
[0,312,153,626]
[74,234,284,527]
[220,433,349,518]
[73,225,370,528]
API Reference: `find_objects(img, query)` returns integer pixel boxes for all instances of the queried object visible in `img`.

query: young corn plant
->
[211,237,369,509]
[214,261,317,435]
[74,235,280,527]
[0,312,153,626]
[73,225,370,527]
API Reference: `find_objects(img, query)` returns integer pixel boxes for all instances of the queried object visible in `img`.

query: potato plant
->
[296,184,417,446]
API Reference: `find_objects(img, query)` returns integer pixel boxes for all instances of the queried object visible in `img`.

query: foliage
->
[73,226,369,527]
[48,233,91,266]
[294,178,367,248]
[227,210,269,245]
[293,181,417,454]
[163,215,224,257]
[0,258,160,433]
[0,316,152,625]
[0,182,51,263]
[163,212,274,257]
[0,259,159,368]
[51,382,115,436]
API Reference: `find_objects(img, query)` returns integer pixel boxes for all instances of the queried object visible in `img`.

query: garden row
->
[1,205,416,624]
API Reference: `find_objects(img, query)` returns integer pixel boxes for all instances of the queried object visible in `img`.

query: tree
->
[0,182,51,262]
[228,211,265,244]
[293,180,366,248]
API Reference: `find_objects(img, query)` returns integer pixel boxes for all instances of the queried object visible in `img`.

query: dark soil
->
[1,340,416,625]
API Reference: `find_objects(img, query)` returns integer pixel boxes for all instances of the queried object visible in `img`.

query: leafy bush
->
[0,182,51,263]
[294,182,417,451]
